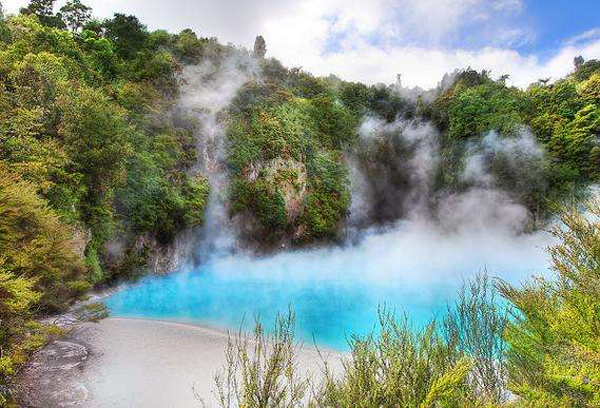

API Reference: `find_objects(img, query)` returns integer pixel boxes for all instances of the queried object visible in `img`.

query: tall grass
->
[314,311,474,407]
[444,272,509,404]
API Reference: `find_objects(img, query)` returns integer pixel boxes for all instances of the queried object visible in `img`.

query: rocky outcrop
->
[17,338,91,407]
[15,295,111,407]
[103,232,194,277]
[246,157,308,224]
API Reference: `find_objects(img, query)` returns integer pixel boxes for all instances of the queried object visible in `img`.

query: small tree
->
[22,0,54,16]
[60,0,91,32]
[209,310,309,408]
[253,35,266,59]
[102,13,149,59]
[444,272,509,404]
[498,199,600,406]
[20,0,64,28]
[574,55,585,70]
[0,258,41,380]
[315,310,474,407]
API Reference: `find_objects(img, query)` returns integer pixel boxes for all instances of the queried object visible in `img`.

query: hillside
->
[0,1,599,405]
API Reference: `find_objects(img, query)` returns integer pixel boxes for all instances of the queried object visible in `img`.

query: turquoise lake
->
[106,222,553,351]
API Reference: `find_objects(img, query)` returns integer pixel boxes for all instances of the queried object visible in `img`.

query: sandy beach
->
[18,317,341,407]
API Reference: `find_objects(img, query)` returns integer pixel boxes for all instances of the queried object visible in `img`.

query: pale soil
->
[17,317,341,407]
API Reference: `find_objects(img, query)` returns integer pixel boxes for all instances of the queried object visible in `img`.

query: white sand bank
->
[72,318,340,407]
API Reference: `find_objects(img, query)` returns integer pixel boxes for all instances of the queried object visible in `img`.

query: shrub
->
[210,311,309,408]
[498,199,600,406]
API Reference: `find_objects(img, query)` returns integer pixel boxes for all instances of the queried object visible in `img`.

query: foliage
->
[20,0,65,28]
[444,272,509,404]
[300,151,350,238]
[2,3,600,405]
[0,258,41,382]
[0,169,84,402]
[208,271,524,407]
[102,13,148,60]
[424,65,600,218]
[498,200,600,406]
[228,87,354,241]
[212,306,510,407]
[317,311,474,407]
[0,9,213,398]
[440,80,526,140]
[527,68,600,181]
[339,81,408,121]
[59,0,91,32]
[211,311,309,408]
[0,167,86,311]
[0,12,209,280]
[253,35,266,59]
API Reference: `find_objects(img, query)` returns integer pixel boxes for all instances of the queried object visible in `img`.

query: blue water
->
[106,266,451,350]
[106,220,554,351]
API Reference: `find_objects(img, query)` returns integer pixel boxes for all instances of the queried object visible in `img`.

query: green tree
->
[0,258,41,386]
[20,0,65,28]
[57,86,133,256]
[0,167,87,311]
[103,13,148,59]
[60,0,91,32]
[22,0,54,17]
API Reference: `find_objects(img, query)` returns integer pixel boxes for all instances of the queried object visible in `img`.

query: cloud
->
[3,0,599,88]
[266,30,600,88]
[565,28,600,46]
[257,0,598,88]
[3,0,297,46]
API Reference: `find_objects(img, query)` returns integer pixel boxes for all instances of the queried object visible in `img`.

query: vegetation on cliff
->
[0,0,599,404]
[0,4,213,400]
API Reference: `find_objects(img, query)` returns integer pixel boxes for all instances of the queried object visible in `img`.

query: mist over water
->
[106,62,557,351]
[106,217,553,350]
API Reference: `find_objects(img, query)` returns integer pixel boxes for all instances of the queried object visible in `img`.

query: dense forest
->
[0,0,598,405]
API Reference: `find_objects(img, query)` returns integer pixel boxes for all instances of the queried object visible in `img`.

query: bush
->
[498,199,600,406]
[209,275,514,408]
[210,311,309,408]
[0,167,86,310]
[317,311,473,407]
[444,273,509,404]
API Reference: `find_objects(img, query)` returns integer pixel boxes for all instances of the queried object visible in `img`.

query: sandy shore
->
[18,317,341,407]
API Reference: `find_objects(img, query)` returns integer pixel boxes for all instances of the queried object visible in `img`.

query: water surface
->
[106,222,553,351]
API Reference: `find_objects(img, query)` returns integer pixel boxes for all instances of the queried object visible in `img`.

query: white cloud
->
[565,28,600,46]
[3,0,599,89]
[259,0,599,88]
[294,40,600,88]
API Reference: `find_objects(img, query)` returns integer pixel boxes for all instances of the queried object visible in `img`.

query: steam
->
[462,128,545,186]
[176,93,557,288]
[187,108,556,297]
[110,64,562,348]
[178,53,259,259]
[391,70,460,103]
[176,115,557,324]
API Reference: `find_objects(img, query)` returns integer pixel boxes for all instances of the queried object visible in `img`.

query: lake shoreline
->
[17,317,341,407]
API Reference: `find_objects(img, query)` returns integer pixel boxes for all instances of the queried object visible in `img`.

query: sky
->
[3,0,600,88]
